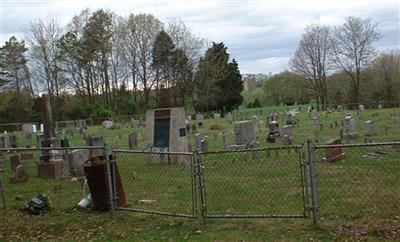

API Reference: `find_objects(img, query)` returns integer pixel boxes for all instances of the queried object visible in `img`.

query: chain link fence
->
[313,142,400,227]
[0,147,107,213]
[1,142,399,228]
[112,150,196,218]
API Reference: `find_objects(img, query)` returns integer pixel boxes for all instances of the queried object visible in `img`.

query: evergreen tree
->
[0,36,29,93]
[195,42,242,113]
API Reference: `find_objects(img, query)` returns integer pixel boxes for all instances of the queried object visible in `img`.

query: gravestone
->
[144,107,189,164]
[11,164,29,183]
[40,124,44,132]
[323,138,345,162]
[66,149,89,177]
[22,123,34,139]
[268,120,280,137]
[78,119,87,130]
[378,104,383,110]
[359,104,365,112]
[37,95,69,179]
[311,110,320,125]
[213,113,221,119]
[222,133,228,147]
[196,113,204,121]
[9,134,17,148]
[281,125,293,139]
[195,133,205,151]
[365,120,376,136]
[0,135,5,148]
[234,120,256,145]
[344,114,358,138]
[102,120,114,129]
[128,132,138,150]
[10,154,21,172]
[200,139,208,152]
[85,136,105,158]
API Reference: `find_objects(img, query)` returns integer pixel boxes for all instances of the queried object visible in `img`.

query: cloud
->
[1,0,399,73]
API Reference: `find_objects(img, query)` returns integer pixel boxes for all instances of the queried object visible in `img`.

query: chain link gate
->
[196,145,310,219]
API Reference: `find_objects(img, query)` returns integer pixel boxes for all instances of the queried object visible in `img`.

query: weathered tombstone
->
[222,133,228,147]
[0,135,5,148]
[40,124,44,132]
[378,104,383,110]
[281,125,293,139]
[234,120,256,145]
[102,120,114,129]
[323,138,345,162]
[11,164,29,183]
[37,95,69,179]
[268,120,280,137]
[66,149,89,177]
[365,120,376,136]
[22,123,34,139]
[128,132,138,150]
[344,114,358,139]
[10,154,21,172]
[213,113,221,119]
[9,134,17,148]
[196,113,204,121]
[195,133,205,151]
[200,139,208,152]
[85,136,105,158]
[144,107,189,164]
[78,120,87,133]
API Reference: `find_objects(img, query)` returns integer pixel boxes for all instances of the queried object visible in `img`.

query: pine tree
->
[0,36,29,93]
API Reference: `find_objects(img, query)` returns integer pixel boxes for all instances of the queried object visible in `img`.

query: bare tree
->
[290,21,332,110]
[25,16,62,99]
[124,14,163,106]
[330,16,380,108]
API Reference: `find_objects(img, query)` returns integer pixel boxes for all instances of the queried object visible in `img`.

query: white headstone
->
[40,124,44,132]
[196,113,204,121]
[102,120,114,129]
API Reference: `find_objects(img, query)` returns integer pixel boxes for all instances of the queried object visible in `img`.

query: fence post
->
[104,143,115,219]
[0,168,6,209]
[307,139,320,226]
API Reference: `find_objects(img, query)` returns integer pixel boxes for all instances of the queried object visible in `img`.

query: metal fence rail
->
[112,150,197,218]
[197,146,309,218]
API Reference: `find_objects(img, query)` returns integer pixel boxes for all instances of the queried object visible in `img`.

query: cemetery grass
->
[1,106,400,241]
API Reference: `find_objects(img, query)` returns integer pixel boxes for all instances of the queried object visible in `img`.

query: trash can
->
[84,156,127,211]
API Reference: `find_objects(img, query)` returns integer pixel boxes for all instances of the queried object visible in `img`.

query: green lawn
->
[1,106,400,241]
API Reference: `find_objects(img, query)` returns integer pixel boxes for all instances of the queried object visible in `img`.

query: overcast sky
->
[1,0,399,73]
